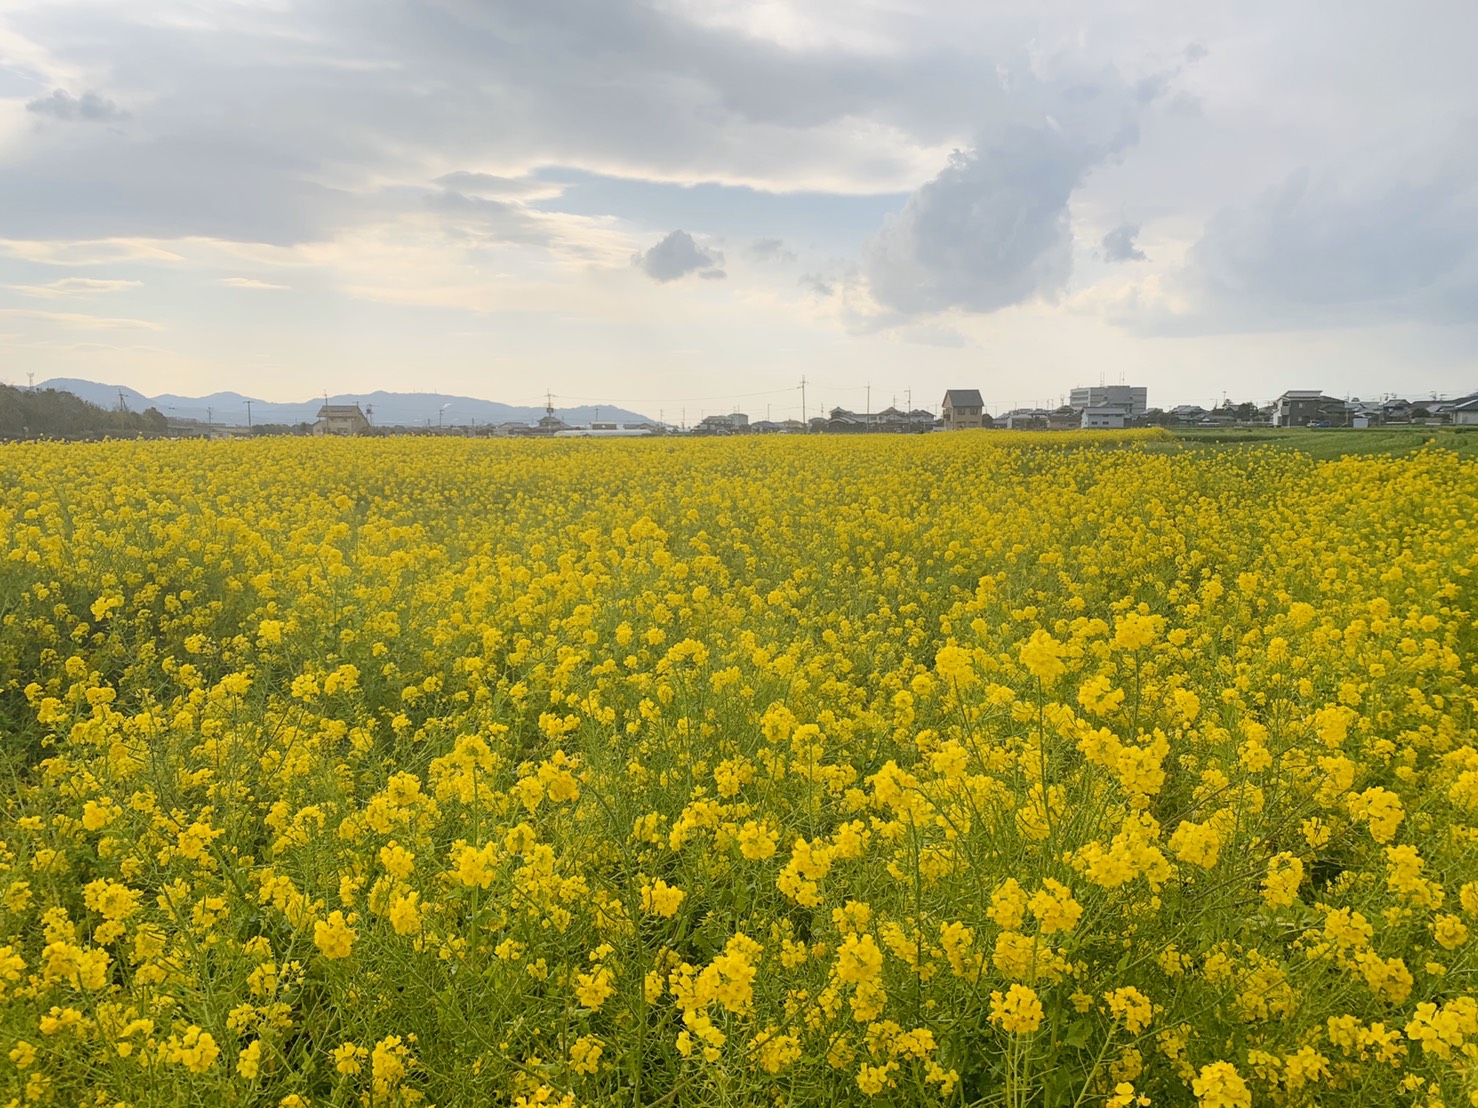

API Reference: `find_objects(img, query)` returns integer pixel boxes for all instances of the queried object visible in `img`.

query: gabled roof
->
[318,404,365,416]
[943,389,984,406]
[1450,396,1478,412]
[1277,390,1326,400]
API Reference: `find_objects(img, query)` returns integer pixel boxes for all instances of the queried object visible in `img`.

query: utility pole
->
[206,406,213,428]
[866,383,871,427]
[27,372,35,391]
[244,399,253,430]
[800,376,807,428]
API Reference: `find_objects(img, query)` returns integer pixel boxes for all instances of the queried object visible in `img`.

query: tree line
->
[0,385,168,439]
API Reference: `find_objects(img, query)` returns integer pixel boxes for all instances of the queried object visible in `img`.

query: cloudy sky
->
[1,0,1475,418]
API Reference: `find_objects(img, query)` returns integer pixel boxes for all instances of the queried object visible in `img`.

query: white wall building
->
[1080,407,1127,429]
[1069,385,1147,418]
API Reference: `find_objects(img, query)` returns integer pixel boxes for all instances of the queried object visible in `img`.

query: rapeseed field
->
[1,430,1475,1107]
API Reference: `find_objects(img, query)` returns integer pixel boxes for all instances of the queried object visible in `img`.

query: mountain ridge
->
[33,379,655,428]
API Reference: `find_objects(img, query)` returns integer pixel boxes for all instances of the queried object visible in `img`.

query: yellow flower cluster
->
[1,430,1475,1106]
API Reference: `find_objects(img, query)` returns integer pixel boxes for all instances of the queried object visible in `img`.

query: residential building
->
[942,389,986,430]
[313,403,371,436]
[695,412,749,434]
[1434,392,1478,423]
[750,419,806,434]
[1001,408,1050,430]
[824,407,867,433]
[1069,385,1148,418]
[1272,391,1349,428]
[1047,406,1080,431]
[818,407,938,433]
[1080,406,1126,429]
[1451,397,1478,426]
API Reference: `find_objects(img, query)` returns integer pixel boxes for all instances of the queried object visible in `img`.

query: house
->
[695,413,749,434]
[1001,408,1050,430]
[1169,404,1208,424]
[1432,392,1478,423]
[1048,405,1080,431]
[1380,398,1413,423]
[872,406,940,433]
[749,418,806,434]
[1273,391,1349,428]
[1451,397,1478,427]
[1068,385,1148,418]
[1080,406,1126,429]
[942,389,986,430]
[314,403,371,436]
[824,407,868,434]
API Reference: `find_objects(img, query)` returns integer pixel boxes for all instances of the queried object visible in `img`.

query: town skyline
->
[12,373,1473,431]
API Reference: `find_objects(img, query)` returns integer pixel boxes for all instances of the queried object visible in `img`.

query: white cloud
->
[0,239,185,265]
[219,277,291,290]
[4,277,141,297]
[0,308,163,330]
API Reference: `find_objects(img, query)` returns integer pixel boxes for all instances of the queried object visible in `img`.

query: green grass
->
[1170,425,1478,460]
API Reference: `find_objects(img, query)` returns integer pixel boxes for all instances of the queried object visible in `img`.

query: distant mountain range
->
[35,379,655,429]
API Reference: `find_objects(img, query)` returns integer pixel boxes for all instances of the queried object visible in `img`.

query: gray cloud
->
[26,89,128,123]
[634,230,725,282]
[1120,148,1478,333]
[1102,222,1146,262]
[0,0,1101,247]
[425,187,555,246]
[799,273,835,297]
[865,67,1145,316]
[749,237,797,262]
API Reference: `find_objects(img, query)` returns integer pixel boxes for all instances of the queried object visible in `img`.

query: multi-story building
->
[1068,385,1148,418]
